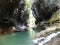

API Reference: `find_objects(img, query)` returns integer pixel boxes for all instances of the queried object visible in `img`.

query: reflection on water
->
[28,28,36,38]
[0,29,37,45]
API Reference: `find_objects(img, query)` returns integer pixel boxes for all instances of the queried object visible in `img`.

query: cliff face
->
[32,0,60,45]
[0,0,28,28]
[0,0,60,33]
[0,0,20,18]
[31,0,59,24]
[0,0,59,27]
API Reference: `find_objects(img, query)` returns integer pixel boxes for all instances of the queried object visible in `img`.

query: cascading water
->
[25,0,36,28]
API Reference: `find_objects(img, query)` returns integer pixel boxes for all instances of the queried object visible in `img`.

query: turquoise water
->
[0,29,38,45]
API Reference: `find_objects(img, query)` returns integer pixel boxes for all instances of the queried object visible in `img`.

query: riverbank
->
[32,20,60,45]
[0,24,28,35]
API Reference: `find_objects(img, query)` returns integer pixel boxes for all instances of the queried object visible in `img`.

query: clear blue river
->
[0,29,39,45]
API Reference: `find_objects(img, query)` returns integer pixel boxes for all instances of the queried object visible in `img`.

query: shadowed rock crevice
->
[31,0,59,24]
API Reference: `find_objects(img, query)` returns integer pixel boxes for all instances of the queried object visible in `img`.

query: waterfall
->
[25,0,36,28]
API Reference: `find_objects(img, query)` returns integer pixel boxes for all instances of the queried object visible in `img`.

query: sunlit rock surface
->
[44,35,60,45]
[32,21,60,45]
[33,31,60,45]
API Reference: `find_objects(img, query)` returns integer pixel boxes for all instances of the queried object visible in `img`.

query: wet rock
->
[44,34,60,45]
[33,31,60,45]
[35,23,45,30]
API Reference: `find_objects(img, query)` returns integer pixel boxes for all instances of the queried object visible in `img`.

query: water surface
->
[0,29,39,45]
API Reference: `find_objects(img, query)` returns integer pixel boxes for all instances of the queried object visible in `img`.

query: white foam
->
[33,31,60,45]
[18,25,27,29]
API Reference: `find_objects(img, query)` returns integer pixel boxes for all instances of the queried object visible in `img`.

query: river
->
[0,29,40,45]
